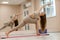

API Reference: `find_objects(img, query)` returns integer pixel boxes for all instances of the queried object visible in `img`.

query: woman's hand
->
[5,32,10,38]
[47,2,51,6]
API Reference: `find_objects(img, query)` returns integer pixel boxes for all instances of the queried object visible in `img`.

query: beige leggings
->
[8,16,38,33]
[16,16,37,29]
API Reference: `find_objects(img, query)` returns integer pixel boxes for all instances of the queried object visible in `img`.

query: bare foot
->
[5,32,9,38]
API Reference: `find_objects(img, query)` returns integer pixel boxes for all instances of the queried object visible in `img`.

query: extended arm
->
[35,18,40,35]
[35,2,51,13]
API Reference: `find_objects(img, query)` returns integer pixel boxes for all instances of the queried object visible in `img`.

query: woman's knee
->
[23,20,27,24]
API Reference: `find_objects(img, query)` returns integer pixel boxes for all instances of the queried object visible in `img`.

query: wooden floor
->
[0,31,60,40]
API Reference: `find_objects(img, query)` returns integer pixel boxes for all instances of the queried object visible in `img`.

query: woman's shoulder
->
[29,13,34,16]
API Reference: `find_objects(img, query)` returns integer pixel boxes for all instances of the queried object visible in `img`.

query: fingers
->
[37,33,40,36]
[5,32,9,38]
[47,2,51,6]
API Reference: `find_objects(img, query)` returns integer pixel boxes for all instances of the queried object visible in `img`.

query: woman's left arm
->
[35,18,40,34]
[35,2,51,13]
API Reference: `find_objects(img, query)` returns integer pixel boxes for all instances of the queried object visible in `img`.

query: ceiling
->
[0,0,25,5]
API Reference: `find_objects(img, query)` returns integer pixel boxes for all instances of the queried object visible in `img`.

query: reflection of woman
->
[0,14,20,31]
[0,21,13,31]
[10,14,20,31]
[6,3,51,37]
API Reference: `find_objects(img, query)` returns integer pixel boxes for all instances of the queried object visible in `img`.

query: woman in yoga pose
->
[6,3,51,37]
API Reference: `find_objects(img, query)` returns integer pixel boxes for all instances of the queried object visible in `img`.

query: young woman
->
[5,3,51,37]
[11,14,19,31]
[9,13,22,31]
[0,14,21,31]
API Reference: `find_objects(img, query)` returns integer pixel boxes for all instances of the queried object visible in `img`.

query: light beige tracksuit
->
[18,13,40,28]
